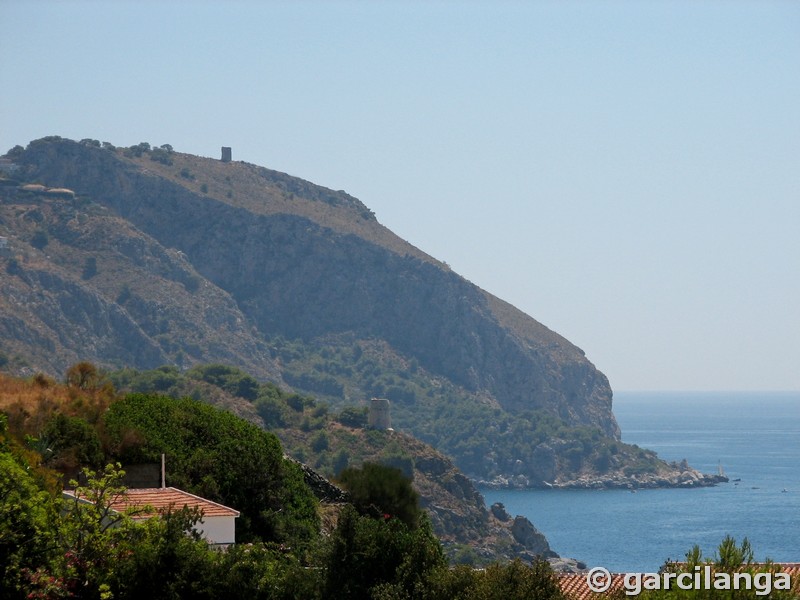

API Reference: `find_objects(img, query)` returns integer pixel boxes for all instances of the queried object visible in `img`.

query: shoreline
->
[474,472,729,491]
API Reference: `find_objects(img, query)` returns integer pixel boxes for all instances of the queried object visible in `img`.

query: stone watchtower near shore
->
[368,398,391,430]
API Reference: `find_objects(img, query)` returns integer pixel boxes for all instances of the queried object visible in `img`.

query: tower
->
[368,398,391,430]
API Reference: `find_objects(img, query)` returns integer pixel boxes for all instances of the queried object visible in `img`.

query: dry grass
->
[0,374,68,429]
[0,372,115,437]
[121,150,440,267]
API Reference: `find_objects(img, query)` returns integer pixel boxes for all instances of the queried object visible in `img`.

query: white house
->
[64,486,240,547]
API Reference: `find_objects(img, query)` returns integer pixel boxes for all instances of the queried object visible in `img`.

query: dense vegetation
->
[275,336,658,484]
[0,367,568,600]
[110,359,664,486]
[109,364,500,553]
[103,392,318,544]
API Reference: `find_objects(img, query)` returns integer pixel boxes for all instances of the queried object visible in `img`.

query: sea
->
[481,391,800,573]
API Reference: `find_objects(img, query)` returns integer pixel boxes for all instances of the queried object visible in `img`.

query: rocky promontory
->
[478,458,728,490]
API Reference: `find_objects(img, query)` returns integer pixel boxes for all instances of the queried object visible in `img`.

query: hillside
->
[0,368,562,568]
[0,137,724,489]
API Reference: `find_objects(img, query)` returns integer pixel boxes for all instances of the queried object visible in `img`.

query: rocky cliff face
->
[0,179,282,382]
[7,137,618,439]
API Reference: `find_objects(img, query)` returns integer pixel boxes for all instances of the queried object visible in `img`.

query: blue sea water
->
[481,391,800,572]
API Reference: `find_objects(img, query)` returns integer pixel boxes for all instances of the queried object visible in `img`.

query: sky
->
[1,1,798,392]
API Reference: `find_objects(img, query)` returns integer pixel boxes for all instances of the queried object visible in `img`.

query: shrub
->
[311,431,329,453]
[337,463,421,528]
[337,406,368,428]
[81,257,97,280]
[148,148,173,166]
[116,284,132,304]
[6,258,21,275]
[30,230,49,250]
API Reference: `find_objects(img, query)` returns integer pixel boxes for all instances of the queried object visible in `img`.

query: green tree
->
[337,463,421,529]
[104,393,319,545]
[54,463,143,597]
[471,559,564,600]
[109,507,219,600]
[0,450,59,599]
[210,542,321,600]
[41,413,104,470]
[187,364,261,401]
[322,505,444,600]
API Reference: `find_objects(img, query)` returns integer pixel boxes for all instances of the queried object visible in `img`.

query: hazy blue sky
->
[1,1,798,392]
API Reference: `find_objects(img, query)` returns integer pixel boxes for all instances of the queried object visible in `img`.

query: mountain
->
[0,137,722,489]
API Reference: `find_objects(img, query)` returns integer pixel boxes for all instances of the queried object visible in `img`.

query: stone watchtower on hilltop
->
[221,147,232,162]
[368,398,391,430]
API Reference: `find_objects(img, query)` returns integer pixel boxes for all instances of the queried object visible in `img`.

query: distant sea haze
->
[482,391,800,572]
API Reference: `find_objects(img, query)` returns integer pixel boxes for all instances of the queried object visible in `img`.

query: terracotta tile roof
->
[64,487,239,518]
[779,564,800,578]
[559,573,627,600]
[558,564,800,600]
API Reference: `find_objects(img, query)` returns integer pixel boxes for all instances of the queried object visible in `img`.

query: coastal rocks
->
[481,503,560,564]
[478,464,728,490]
[550,467,728,490]
[548,557,588,573]
[510,515,557,558]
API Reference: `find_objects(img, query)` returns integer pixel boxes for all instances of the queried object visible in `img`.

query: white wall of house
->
[195,515,236,545]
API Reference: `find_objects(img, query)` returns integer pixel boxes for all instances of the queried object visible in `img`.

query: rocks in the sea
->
[548,557,588,573]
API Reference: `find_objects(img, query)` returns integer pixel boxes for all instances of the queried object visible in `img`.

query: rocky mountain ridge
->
[0,138,726,492]
[4,137,616,436]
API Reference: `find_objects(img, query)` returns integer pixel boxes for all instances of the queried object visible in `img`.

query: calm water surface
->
[481,392,800,572]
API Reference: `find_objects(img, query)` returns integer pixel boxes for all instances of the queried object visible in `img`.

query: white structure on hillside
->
[63,487,240,547]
